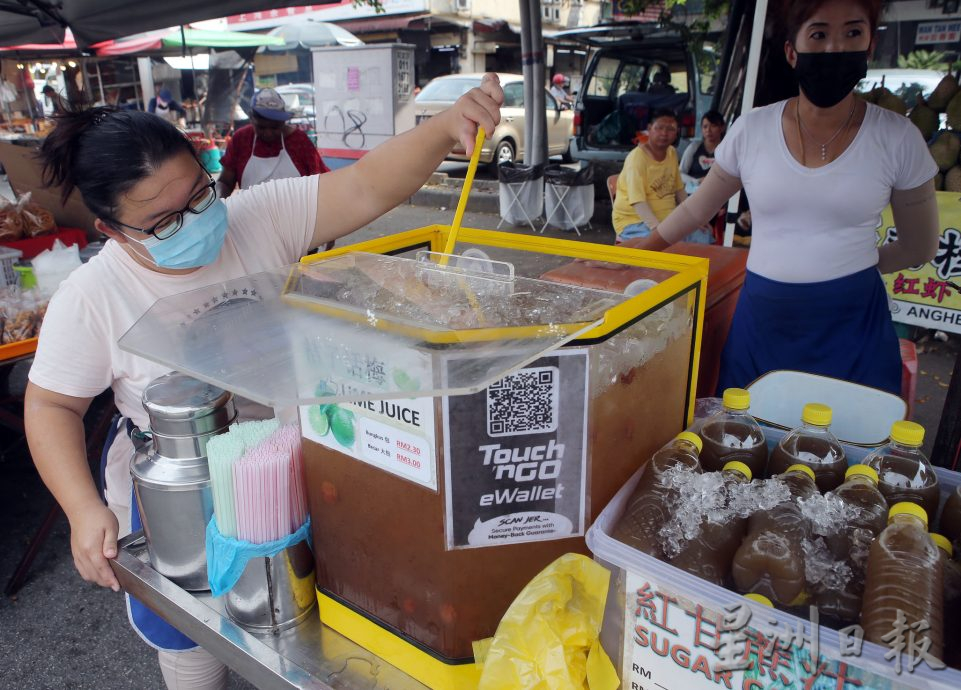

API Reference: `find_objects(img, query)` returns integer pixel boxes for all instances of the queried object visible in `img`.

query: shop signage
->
[225,0,429,30]
[916,21,961,45]
[879,192,961,334]
[622,571,945,690]
[442,349,589,549]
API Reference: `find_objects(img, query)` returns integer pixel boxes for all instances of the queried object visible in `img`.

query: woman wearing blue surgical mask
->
[621,0,940,396]
[25,76,503,690]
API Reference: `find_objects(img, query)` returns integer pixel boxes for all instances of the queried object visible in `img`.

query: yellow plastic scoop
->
[441,127,486,262]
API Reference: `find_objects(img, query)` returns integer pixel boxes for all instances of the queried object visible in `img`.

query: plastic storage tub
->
[588,429,961,690]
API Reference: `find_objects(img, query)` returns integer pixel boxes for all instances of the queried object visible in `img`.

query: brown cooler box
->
[541,242,748,397]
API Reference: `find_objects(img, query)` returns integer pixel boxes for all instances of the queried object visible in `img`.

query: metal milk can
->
[130,372,236,591]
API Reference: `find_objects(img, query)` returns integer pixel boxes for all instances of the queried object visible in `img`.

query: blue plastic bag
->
[205,516,312,597]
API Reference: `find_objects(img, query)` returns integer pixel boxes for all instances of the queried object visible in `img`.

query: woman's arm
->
[621,164,742,251]
[24,382,120,591]
[631,200,662,230]
[878,179,939,273]
[309,74,503,248]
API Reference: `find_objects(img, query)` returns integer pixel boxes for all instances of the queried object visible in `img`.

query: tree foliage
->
[615,0,730,33]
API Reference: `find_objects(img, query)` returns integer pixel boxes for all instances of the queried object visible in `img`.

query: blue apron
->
[717,266,901,396]
[102,416,198,652]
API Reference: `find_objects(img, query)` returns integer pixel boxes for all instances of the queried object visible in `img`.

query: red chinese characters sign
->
[879,192,961,334]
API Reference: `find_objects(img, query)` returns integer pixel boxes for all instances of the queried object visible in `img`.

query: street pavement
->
[0,174,958,689]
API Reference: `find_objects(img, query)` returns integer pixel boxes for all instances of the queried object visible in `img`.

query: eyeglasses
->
[110,179,217,240]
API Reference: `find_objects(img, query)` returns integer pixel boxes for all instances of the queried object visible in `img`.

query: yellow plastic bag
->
[473,553,619,690]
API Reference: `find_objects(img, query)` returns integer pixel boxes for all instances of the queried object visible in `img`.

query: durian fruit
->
[945,166,961,193]
[927,74,960,111]
[857,88,879,104]
[875,87,908,116]
[948,90,961,131]
[930,132,961,172]
[909,97,939,141]
[935,172,944,191]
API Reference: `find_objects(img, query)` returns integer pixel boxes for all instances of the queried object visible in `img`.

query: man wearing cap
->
[549,74,573,107]
[147,88,186,126]
[217,87,329,198]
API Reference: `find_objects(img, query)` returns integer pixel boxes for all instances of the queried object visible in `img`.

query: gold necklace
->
[795,98,857,164]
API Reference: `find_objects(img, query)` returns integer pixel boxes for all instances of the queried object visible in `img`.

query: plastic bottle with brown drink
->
[698,388,768,478]
[815,465,888,627]
[861,502,944,662]
[930,533,961,669]
[939,486,961,554]
[862,421,940,519]
[766,403,847,492]
[731,464,818,607]
[669,461,753,586]
[613,431,703,558]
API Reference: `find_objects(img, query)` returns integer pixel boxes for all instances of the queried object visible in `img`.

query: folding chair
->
[540,163,595,235]
[541,182,593,235]
[496,163,544,233]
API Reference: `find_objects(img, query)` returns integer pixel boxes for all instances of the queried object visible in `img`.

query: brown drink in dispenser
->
[816,465,888,627]
[669,461,752,585]
[698,388,768,477]
[731,464,817,606]
[863,421,940,519]
[861,502,944,662]
[305,303,695,660]
[766,403,847,492]
[612,432,703,557]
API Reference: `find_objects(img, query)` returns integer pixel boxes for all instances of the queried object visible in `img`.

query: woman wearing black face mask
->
[621,0,940,396]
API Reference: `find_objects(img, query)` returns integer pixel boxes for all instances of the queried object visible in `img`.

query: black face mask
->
[794,50,868,108]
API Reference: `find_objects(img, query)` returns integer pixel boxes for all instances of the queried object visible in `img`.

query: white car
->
[415,73,573,169]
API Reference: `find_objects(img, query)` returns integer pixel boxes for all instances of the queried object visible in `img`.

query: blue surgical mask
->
[131,199,229,269]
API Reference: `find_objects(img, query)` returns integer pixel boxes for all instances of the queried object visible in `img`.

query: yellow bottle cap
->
[676,431,703,453]
[788,591,810,607]
[785,464,816,481]
[722,388,751,411]
[888,501,928,526]
[744,593,773,607]
[930,533,953,557]
[845,464,878,484]
[722,460,753,481]
[890,420,924,447]
[801,402,832,426]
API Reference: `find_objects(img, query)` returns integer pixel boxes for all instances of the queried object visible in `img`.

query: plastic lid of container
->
[930,533,953,557]
[744,593,773,607]
[722,388,750,410]
[888,501,928,526]
[845,464,878,484]
[890,420,924,447]
[801,402,832,426]
[785,464,816,481]
[676,431,703,453]
[723,460,752,481]
[118,254,627,407]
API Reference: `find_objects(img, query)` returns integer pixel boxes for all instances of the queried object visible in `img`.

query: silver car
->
[414,73,573,168]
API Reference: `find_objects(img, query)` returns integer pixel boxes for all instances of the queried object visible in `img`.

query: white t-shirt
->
[713,101,937,283]
[29,175,318,510]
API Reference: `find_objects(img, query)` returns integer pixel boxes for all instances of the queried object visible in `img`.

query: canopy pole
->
[723,0,767,248]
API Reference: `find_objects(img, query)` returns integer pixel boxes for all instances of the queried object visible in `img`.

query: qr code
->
[487,366,559,437]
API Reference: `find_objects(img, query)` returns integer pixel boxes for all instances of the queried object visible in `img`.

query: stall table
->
[111,532,428,690]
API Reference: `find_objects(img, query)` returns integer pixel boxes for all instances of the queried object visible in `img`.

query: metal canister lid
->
[142,372,235,437]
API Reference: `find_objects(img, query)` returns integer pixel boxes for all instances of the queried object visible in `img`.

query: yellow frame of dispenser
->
[301,225,710,689]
